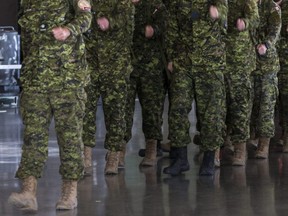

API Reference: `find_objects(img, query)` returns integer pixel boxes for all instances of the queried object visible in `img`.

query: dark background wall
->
[0,0,19,31]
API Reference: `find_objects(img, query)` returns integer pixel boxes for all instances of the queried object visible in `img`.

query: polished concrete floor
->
[1,100,288,216]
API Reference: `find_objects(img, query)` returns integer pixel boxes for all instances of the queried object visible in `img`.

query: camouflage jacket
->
[278,0,288,69]
[253,0,281,74]
[132,0,168,63]
[166,0,228,66]
[86,0,134,53]
[18,0,92,92]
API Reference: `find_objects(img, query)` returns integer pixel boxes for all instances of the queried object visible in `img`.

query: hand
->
[257,44,267,55]
[52,27,71,41]
[167,62,173,73]
[97,17,109,31]
[236,18,246,31]
[209,6,219,20]
[132,0,140,4]
[145,25,154,38]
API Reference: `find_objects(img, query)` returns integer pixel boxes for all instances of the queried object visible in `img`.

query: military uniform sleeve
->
[165,0,178,61]
[264,3,281,48]
[150,1,168,39]
[242,0,260,30]
[213,0,228,25]
[106,0,133,30]
[65,0,92,36]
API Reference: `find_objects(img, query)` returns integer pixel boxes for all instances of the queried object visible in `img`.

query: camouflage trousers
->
[225,69,252,144]
[82,64,130,151]
[125,60,167,142]
[250,72,278,138]
[16,88,86,180]
[168,60,226,151]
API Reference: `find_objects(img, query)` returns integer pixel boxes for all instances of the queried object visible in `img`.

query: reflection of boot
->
[199,150,215,176]
[140,139,157,166]
[232,142,246,166]
[232,166,246,187]
[163,146,190,175]
[105,151,120,175]
[8,176,38,211]
[255,137,270,159]
[56,180,78,210]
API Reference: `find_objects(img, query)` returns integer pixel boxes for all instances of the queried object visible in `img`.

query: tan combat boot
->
[232,142,246,166]
[56,180,78,210]
[105,151,120,175]
[118,145,126,169]
[255,137,270,159]
[140,139,157,166]
[84,146,92,168]
[8,176,38,211]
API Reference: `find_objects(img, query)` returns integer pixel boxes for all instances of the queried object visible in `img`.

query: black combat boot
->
[199,150,215,176]
[169,147,177,159]
[163,146,190,175]
[138,140,163,157]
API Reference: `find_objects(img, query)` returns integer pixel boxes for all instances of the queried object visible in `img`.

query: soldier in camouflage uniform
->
[82,0,134,175]
[277,0,288,152]
[249,0,281,159]
[165,0,227,176]
[8,0,92,211]
[123,0,168,167]
[223,0,259,166]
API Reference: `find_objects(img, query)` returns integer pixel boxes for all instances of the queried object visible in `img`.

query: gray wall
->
[0,0,18,31]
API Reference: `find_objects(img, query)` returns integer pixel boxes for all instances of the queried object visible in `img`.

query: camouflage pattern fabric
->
[125,0,168,142]
[82,0,134,151]
[165,0,227,151]
[250,0,281,138]
[16,0,92,180]
[18,0,92,92]
[225,0,259,144]
[278,1,288,132]
[16,89,87,180]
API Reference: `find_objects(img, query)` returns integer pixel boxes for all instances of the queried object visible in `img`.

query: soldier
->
[123,0,168,167]
[224,0,259,166]
[164,0,227,176]
[277,0,288,152]
[249,0,281,159]
[82,0,135,175]
[8,0,92,211]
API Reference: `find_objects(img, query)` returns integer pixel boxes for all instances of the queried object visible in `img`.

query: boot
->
[140,139,157,166]
[8,176,38,211]
[138,140,163,157]
[199,150,215,176]
[169,147,178,159]
[118,145,126,169]
[214,148,220,168]
[84,146,92,168]
[232,142,246,166]
[105,151,120,175]
[255,137,270,159]
[56,180,78,210]
[163,146,190,175]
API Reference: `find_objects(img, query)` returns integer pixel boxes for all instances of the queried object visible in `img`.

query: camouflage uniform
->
[82,0,134,152]
[278,1,288,137]
[16,0,92,180]
[225,0,259,144]
[125,0,167,143]
[166,0,227,151]
[250,0,281,139]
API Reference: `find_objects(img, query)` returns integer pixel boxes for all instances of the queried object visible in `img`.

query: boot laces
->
[107,152,118,167]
